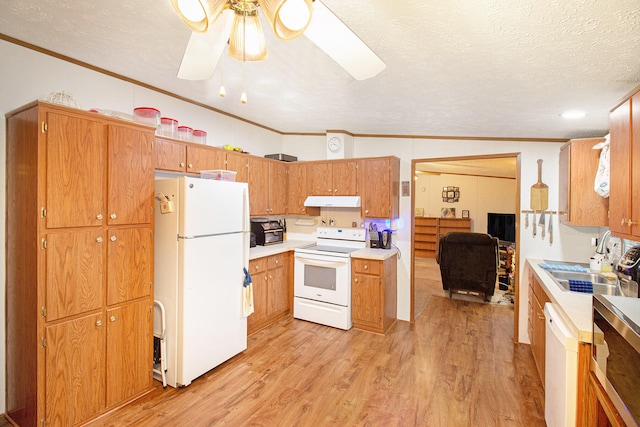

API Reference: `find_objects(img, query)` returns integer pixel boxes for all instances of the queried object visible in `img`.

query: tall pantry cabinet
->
[6,101,155,426]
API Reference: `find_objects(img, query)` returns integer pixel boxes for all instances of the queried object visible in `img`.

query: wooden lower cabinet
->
[528,271,550,385]
[414,217,471,258]
[45,312,105,426]
[247,253,291,335]
[106,299,153,408]
[586,371,628,427]
[352,256,397,334]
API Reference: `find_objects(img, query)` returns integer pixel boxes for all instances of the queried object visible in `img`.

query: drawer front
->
[250,257,267,274]
[268,253,286,270]
[352,258,382,276]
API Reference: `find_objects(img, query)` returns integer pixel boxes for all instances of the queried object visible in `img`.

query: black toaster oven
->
[250,219,284,246]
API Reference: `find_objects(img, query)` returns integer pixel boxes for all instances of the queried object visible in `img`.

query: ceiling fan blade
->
[304,1,386,81]
[177,9,234,80]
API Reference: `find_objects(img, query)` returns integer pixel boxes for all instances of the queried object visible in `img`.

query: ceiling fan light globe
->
[171,0,227,32]
[228,11,268,61]
[260,0,313,40]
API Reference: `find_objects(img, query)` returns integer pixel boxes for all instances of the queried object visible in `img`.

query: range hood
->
[303,196,361,208]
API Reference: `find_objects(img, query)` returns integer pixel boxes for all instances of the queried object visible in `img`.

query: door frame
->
[410,153,521,342]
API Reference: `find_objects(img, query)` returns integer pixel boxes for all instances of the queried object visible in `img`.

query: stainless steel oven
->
[592,295,640,427]
[293,227,366,330]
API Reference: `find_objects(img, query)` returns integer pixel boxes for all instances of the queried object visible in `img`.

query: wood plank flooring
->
[87,295,544,426]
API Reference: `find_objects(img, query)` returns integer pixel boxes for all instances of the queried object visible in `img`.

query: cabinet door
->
[186,145,224,174]
[46,111,105,228]
[248,156,270,216]
[287,162,307,215]
[106,299,152,408]
[107,227,153,305]
[332,160,358,195]
[308,162,333,196]
[46,230,104,321]
[361,158,391,218]
[632,92,640,236]
[248,269,269,333]
[225,151,249,182]
[155,138,186,172]
[609,99,631,235]
[268,265,288,317]
[352,273,382,327]
[45,312,105,426]
[269,161,288,215]
[108,125,154,225]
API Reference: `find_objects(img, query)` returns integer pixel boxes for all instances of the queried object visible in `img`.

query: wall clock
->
[328,136,343,153]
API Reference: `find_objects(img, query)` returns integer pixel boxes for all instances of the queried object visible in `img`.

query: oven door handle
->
[295,256,347,269]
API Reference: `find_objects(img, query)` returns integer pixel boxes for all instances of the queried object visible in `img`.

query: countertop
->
[249,241,398,261]
[249,240,311,260]
[527,258,640,343]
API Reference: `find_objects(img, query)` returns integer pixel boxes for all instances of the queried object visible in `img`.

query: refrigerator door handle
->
[242,187,250,269]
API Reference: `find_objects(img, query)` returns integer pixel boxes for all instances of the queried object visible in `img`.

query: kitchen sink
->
[543,269,621,296]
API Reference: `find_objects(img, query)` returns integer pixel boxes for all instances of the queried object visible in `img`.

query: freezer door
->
[176,232,248,387]
[179,176,249,237]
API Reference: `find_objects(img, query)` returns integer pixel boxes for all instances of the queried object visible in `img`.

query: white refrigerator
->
[154,176,250,388]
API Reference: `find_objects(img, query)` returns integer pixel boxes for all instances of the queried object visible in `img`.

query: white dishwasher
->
[544,302,579,427]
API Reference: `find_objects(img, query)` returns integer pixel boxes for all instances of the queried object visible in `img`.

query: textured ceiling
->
[1,0,639,139]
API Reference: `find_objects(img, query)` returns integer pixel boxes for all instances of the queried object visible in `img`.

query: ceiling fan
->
[171,0,386,82]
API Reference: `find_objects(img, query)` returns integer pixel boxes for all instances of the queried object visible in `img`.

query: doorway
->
[410,153,521,340]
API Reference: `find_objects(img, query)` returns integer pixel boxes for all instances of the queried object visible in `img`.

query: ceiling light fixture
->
[172,0,312,59]
[560,110,587,119]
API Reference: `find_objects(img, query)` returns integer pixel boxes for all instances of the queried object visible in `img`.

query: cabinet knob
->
[334,189,338,193]
[264,276,268,282]
[269,275,273,279]
[110,213,117,220]
[96,237,103,243]
[255,265,259,270]
[365,209,369,214]
[302,207,306,212]
[364,264,368,269]
[110,315,116,322]
[275,259,279,265]
[180,162,185,167]
[188,163,193,169]
[96,320,102,327]
[96,213,103,220]
[110,235,117,242]
[354,278,358,283]
[328,189,332,193]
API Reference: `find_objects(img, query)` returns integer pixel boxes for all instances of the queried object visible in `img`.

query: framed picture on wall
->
[441,208,455,218]
[462,210,469,218]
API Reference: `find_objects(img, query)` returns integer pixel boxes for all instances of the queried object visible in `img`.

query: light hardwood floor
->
[87,274,544,426]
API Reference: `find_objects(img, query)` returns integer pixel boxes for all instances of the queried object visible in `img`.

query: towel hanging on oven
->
[242,267,254,317]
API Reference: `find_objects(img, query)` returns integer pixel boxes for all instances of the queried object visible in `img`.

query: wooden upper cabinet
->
[286,162,319,216]
[558,138,609,226]
[308,160,358,196]
[225,150,249,183]
[106,299,152,408]
[186,144,224,174]
[360,157,400,219]
[269,160,288,215]
[308,162,333,196]
[45,230,104,321]
[45,111,106,229]
[248,156,270,216]
[45,312,105,426]
[609,98,633,237]
[107,227,153,306]
[108,124,154,225]
[155,138,186,172]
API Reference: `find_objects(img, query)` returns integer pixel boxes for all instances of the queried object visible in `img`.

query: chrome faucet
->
[596,230,611,255]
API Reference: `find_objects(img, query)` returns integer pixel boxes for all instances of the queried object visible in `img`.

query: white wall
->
[1,40,609,413]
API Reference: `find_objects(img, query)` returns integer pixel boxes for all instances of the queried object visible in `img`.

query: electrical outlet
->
[160,200,173,214]
[591,237,598,246]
